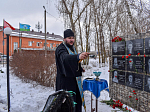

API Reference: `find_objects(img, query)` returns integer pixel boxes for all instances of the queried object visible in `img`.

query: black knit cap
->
[64,29,74,38]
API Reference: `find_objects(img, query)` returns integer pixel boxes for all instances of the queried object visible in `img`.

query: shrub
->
[10,50,56,88]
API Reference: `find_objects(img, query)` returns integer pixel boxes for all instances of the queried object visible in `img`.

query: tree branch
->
[74,0,93,24]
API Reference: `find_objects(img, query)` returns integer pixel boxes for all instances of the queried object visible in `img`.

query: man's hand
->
[82,68,85,72]
[79,52,90,60]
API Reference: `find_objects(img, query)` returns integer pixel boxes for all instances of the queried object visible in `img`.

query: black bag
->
[42,90,75,112]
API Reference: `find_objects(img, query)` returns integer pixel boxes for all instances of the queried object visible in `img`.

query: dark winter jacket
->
[55,43,83,92]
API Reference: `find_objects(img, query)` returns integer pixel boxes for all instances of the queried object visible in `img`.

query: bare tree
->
[124,0,139,33]
[53,0,150,67]
[57,0,93,52]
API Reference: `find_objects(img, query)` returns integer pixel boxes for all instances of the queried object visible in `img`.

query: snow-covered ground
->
[0,59,137,112]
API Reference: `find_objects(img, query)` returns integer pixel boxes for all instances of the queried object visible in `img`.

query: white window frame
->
[50,43,53,48]
[28,41,32,46]
[14,42,18,51]
[37,42,40,47]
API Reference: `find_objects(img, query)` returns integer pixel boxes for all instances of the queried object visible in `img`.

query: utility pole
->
[43,6,47,56]
[19,34,21,51]
[35,21,42,32]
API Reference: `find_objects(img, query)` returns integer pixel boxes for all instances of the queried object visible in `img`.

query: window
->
[47,47,50,50]
[28,41,32,46]
[50,43,53,48]
[37,42,40,47]
[14,42,18,51]
[56,44,59,47]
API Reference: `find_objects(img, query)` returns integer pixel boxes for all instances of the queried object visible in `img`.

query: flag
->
[19,23,31,31]
[4,20,15,30]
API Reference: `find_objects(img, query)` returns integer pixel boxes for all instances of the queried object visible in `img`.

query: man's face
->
[64,36,75,46]
[114,44,117,52]
[114,71,117,77]
[129,59,133,68]
[128,44,132,51]
[114,58,117,64]
[129,75,133,83]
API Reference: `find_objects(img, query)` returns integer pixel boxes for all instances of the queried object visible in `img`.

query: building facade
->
[0,26,63,56]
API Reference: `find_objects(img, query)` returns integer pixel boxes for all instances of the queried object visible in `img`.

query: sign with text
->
[126,39,144,55]
[127,57,143,73]
[112,41,125,55]
[112,70,119,83]
[117,71,125,85]
[112,57,125,70]
[112,70,125,85]
[126,72,143,90]
[126,72,135,88]
[134,74,143,90]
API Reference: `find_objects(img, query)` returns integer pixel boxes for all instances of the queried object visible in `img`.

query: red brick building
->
[0,26,63,56]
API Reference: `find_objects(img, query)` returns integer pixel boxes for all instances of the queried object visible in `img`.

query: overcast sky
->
[0,0,64,36]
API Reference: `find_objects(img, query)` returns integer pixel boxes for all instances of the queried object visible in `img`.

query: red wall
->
[0,31,62,56]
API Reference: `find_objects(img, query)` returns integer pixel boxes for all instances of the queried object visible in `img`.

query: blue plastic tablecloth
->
[83,78,109,99]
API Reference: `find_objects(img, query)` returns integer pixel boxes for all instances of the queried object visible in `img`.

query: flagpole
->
[3,19,4,67]
[19,23,21,51]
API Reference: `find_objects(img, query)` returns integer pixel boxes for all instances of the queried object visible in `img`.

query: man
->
[55,29,89,112]
[128,75,133,85]
[145,77,150,92]
[126,74,134,87]
[129,58,133,70]
[114,58,118,67]
[128,41,133,54]
[113,44,117,53]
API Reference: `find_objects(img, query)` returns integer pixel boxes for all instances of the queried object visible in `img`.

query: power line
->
[46,11,64,23]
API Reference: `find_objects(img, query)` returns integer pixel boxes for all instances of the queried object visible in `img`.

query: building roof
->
[0,26,63,41]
